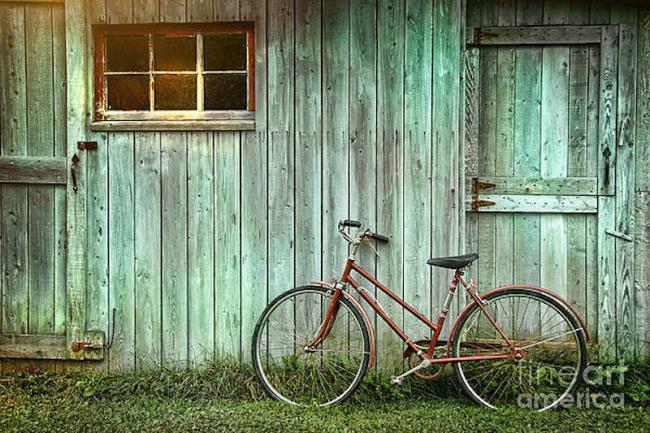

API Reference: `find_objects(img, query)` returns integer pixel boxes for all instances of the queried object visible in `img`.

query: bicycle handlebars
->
[338,219,390,244]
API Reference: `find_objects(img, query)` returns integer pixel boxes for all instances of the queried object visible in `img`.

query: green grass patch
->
[1,361,649,432]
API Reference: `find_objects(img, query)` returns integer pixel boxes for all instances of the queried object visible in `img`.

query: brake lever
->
[364,237,380,257]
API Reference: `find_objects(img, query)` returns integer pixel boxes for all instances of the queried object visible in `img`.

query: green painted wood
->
[52,4,66,337]
[612,6,638,360]
[187,132,215,365]
[566,0,590,325]
[160,133,188,366]
[433,0,462,338]
[322,0,349,288]
[0,157,66,184]
[376,0,404,371]
[0,3,28,334]
[494,0,515,290]
[349,0,377,333]
[105,0,134,371]
[404,0,433,343]
[267,0,294,360]
[65,0,97,359]
[635,12,650,360]
[294,0,321,292]
[25,4,56,334]
[134,133,162,369]
[597,25,619,361]
[84,0,108,369]
[539,0,569,315]
[159,0,188,367]
[215,132,241,359]
[240,0,267,363]
[476,1,498,310]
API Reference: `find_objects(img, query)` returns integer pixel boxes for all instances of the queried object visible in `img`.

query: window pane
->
[203,33,247,71]
[106,36,149,72]
[154,35,196,71]
[204,74,247,110]
[107,75,150,110]
[154,75,197,110]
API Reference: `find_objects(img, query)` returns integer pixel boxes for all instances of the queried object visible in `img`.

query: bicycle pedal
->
[390,376,403,386]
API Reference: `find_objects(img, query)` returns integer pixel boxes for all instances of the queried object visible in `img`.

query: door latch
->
[71,153,80,193]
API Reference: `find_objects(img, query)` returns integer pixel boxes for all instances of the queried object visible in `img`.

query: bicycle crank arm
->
[391,359,432,385]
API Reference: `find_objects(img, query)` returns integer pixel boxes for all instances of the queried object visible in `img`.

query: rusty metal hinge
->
[71,341,102,352]
[474,27,499,44]
[471,197,496,211]
[77,141,98,151]
[471,177,496,194]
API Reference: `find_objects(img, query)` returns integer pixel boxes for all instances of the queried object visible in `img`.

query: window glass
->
[203,33,247,71]
[204,74,247,110]
[107,75,150,110]
[155,75,197,110]
[106,36,149,72]
[154,35,196,71]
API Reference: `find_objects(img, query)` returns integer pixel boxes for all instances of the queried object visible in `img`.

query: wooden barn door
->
[464,26,619,348]
[0,0,102,362]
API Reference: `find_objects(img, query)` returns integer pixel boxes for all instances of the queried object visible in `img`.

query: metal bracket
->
[77,141,98,151]
[71,341,102,352]
[605,229,633,242]
[471,177,496,194]
[471,197,496,211]
[473,27,499,44]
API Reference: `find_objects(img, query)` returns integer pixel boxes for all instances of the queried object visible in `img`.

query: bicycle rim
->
[453,290,586,411]
[253,287,370,406]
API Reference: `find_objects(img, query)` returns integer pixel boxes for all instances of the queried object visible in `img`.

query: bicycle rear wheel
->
[252,286,370,405]
[452,288,587,411]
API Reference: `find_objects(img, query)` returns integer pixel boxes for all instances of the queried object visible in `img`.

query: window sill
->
[90,119,255,132]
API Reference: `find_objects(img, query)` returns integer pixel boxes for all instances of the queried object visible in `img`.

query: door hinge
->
[77,141,98,151]
[471,177,496,194]
[471,197,496,211]
[473,27,499,44]
[71,341,102,352]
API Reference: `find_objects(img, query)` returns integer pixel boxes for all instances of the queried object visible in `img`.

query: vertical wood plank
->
[494,1,515,291]
[159,0,188,368]
[106,0,135,371]
[240,0,267,362]
[566,0,590,326]
[404,0,433,343]
[635,12,650,360]
[432,0,462,336]
[186,0,215,367]
[322,0,349,286]
[377,0,404,371]
[267,0,295,315]
[476,1,498,303]
[540,1,569,311]
[294,0,321,291]
[598,24,618,361]
[25,5,55,334]
[85,0,109,370]
[349,0,377,335]
[612,6,637,360]
[215,132,241,359]
[52,4,66,336]
[0,3,28,335]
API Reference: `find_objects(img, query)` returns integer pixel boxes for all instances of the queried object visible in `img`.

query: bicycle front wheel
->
[452,288,587,411]
[252,286,370,405]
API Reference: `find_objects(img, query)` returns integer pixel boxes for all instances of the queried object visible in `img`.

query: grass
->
[1,360,649,432]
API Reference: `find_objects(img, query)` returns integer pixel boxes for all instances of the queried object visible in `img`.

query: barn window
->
[92,23,255,131]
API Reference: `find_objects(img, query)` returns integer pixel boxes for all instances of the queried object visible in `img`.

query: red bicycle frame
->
[307,255,520,364]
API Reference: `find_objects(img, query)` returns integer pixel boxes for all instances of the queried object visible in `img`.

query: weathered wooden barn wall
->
[0,0,648,372]
[84,0,464,371]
